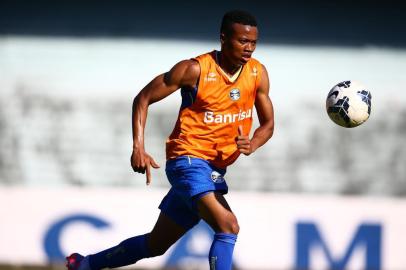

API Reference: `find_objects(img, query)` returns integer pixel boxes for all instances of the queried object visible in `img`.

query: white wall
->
[0,187,405,270]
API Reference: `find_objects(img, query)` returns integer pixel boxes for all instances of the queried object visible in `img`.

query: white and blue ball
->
[326,80,372,128]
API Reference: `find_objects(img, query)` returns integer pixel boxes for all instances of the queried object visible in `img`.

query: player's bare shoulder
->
[257,63,270,95]
[165,59,200,89]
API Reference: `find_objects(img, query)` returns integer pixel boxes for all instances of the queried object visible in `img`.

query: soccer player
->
[66,9,274,270]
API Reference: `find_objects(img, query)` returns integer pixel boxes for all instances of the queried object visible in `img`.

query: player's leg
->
[86,211,187,270]
[197,191,239,270]
[147,211,188,256]
[67,187,198,270]
[164,156,236,269]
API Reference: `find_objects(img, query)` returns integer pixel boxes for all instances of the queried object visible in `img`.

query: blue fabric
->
[180,85,198,109]
[158,188,201,230]
[209,233,238,270]
[159,156,228,229]
[165,156,228,199]
[88,234,151,269]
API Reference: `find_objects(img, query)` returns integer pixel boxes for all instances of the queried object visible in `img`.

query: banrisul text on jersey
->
[203,109,252,124]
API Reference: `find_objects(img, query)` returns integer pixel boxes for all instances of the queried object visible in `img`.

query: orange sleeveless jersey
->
[166,51,263,168]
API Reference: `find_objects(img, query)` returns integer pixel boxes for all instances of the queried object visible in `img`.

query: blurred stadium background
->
[1,1,406,269]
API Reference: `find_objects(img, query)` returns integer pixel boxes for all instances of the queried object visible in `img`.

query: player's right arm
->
[131,59,200,185]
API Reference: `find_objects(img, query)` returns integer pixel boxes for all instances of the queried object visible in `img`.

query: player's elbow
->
[133,92,150,111]
[268,121,275,138]
[263,119,274,140]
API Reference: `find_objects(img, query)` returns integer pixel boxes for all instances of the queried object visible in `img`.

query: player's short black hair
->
[220,10,258,36]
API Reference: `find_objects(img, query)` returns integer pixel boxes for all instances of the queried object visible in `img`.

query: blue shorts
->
[158,156,228,230]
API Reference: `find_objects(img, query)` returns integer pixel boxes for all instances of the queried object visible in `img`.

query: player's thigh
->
[196,192,239,234]
[148,212,187,254]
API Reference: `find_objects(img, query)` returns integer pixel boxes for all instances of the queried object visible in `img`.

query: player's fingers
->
[131,155,145,173]
[130,155,138,172]
[150,158,160,169]
[236,138,250,146]
[239,147,251,155]
[237,143,250,150]
[146,164,151,185]
[140,159,147,174]
[238,125,244,136]
[135,163,146,174]
[136,164,146,174]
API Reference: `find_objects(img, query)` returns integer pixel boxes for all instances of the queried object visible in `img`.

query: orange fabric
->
[166,51,263,168]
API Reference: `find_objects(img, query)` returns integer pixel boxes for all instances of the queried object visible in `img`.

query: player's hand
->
[131,148,160,185]
[236,125,253,156]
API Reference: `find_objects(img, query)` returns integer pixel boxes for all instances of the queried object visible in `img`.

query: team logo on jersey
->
[205,72,217,82]
[229,88,240,101]
[251,67,258,76]
[211,171,225,183]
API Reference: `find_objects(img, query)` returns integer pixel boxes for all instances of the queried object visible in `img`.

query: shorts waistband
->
[166,156,226,174]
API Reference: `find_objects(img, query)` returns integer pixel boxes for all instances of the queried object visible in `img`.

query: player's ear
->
[220,33,225,45]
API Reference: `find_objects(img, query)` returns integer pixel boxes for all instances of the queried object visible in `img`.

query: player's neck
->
[216,51,242,77]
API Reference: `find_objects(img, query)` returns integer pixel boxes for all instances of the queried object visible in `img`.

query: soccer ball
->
[326,80,372,128]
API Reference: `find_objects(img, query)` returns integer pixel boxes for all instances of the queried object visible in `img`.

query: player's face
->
[221,23,258,67]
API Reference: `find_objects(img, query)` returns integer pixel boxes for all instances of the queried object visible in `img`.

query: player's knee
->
[218,215,240,235]
[229,219,240,235]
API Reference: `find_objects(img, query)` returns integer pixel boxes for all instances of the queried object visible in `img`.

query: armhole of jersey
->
[192,57,203,99]
[255,62,263,94]
[180,58,200,109]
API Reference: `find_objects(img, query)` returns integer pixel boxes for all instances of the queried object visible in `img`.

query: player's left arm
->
[237,64,274,155]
